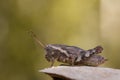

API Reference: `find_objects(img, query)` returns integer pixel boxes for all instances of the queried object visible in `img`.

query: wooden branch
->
[40,66,120,80]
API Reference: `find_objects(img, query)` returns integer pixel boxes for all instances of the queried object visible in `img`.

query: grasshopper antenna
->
[29,30,46,48]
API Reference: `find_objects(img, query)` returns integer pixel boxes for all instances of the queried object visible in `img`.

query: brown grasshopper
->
[30,31,107,67]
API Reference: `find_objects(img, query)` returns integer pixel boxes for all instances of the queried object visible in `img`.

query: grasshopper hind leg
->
[59,64,70,66]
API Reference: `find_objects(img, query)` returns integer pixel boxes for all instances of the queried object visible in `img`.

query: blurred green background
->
[0,0,120,80]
